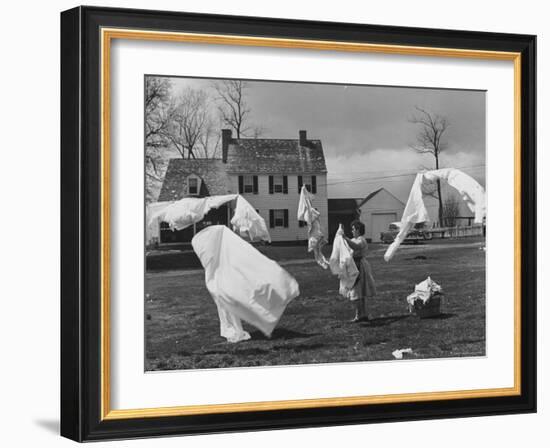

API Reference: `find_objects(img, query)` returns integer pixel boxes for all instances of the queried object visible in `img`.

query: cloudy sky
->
[168,76,486,203]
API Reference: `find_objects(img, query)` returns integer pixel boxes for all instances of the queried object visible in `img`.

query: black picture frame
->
[61,5,536,442]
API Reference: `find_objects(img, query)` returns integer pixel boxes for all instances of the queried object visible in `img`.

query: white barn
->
[357,188,405,242]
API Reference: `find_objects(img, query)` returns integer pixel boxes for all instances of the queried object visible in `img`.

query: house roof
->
[226,138,327,174]
[328,198,361,214]
[357,187,404,209]
[157,159,232,202]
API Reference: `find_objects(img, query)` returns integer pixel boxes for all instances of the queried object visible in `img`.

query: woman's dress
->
[348,236,377,301]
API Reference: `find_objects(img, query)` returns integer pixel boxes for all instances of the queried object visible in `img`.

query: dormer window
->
[187,175,201,196]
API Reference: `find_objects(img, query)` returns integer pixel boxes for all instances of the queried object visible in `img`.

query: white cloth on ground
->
[192,225,300,342]
[384,168,486,262]
[297,186,329,268]
[231,196,271,243]
[329,225,359,297]
[392,348,413,359]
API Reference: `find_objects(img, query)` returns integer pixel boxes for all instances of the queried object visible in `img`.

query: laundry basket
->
[411,293,442,318]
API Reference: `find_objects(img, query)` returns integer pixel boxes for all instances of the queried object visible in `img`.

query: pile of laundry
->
[406,277,443,317]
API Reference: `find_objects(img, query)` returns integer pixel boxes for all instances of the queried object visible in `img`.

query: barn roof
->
[357,187,404,208]
[226,138,327,174]
[157,159,232,201]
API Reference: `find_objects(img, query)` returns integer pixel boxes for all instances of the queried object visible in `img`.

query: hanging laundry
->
[192,225,300,342]
[384,173,428,262]
[384,168,486,262]
[148,194,238,231]
[231,196,271,243]
[297,186,329,269]
[145,201,171,245]
[329,224,359,297]
[146,194,270,242]
[424,168,486,223]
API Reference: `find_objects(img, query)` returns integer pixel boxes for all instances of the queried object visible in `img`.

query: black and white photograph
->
[144,76,487,371]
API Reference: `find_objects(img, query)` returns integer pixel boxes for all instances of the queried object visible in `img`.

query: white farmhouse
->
[155,129,328,244]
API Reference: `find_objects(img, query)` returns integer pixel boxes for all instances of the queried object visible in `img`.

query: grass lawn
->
[145,239,486,371]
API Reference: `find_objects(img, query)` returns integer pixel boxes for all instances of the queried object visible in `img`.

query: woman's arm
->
[344,236,363,251]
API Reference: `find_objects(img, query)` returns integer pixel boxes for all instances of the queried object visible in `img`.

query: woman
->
[339,220,377,322]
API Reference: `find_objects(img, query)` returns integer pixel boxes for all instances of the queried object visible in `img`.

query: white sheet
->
[147,194,271,242]
[192,225,300,341]
[148,194,238,231]
[424,168,486,223]
[231,196,271,243]
[384,168,486,261]
[329,225,359,297]
[145,201,171,244]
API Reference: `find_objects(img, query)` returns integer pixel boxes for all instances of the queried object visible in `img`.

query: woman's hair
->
[350,219,366,236]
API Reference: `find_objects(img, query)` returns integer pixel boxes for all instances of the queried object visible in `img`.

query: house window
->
[298,175,317,194]
[273,210,284,227]
[269,209,289,228]
[238,175,258,194]
[273,175,284,193]
[188,177,198,195]
[269,175,288,194]
[243,175,254,193]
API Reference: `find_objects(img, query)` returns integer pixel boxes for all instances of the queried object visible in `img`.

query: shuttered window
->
[269,175,288,194]
[269,209,289,228]
[298,175,316,194]
[239,175,258,194]
[243,175,254,193]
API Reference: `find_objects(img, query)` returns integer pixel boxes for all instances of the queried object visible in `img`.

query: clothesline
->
[316,164,486,188]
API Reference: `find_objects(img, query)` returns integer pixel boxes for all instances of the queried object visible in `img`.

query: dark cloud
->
[168,76,485,199]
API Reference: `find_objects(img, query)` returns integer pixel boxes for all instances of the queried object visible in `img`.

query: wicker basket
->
[412,294,442,318]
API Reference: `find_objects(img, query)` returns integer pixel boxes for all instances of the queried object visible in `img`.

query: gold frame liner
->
[100,28,522,421]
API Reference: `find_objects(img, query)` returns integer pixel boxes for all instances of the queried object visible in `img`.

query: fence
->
[428,224,485,239]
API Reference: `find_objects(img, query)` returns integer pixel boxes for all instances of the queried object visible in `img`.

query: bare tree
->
[214,80,252,138]
[164,88,209,159]
[409,106,450,226]
[442,196,461,227]
[196,118,222,159]
[145,77,174,202]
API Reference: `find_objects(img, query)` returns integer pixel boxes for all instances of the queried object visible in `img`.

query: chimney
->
[299,130,307,146]
[222,129,232,163]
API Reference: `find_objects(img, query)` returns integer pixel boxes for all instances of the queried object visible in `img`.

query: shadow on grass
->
[419,312,457,320]
[249,328,321,340]
[361,314,410,327]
